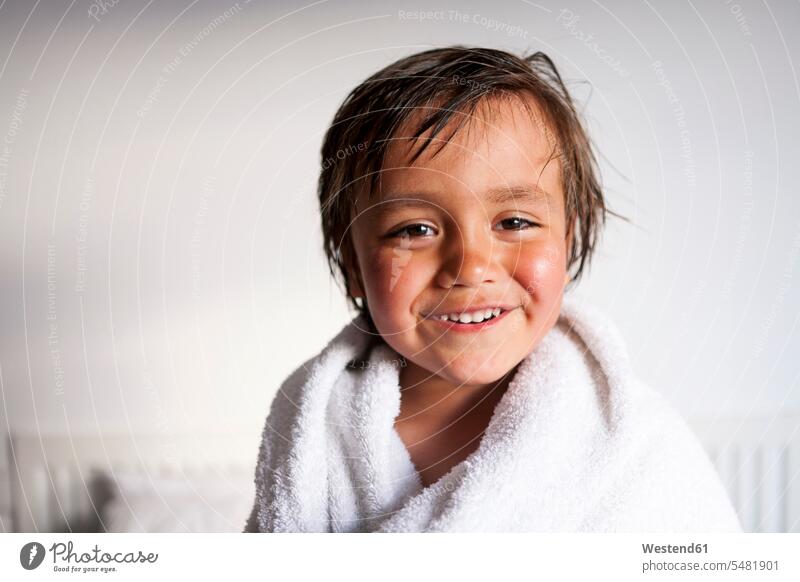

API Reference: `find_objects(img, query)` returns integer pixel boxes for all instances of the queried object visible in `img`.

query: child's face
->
[348,97,570,387]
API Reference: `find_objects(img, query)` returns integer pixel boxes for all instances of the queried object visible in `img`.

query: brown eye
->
[497,217,537,231]
[389,223,436,238]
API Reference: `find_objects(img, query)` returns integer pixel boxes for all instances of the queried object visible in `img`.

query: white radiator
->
[689,415,800,533]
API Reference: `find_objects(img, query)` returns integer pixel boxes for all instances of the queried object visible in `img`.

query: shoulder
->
[616,378,742,532]
[264,313,373,423]
[557,297,741,531]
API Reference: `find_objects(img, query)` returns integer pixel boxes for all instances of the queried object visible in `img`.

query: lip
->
[424,305,518,333]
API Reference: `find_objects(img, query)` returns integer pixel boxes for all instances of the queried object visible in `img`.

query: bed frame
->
[3,432,258,532]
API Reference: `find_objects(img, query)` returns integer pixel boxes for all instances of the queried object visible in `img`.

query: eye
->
[388,223,437,238]
[496,216,538,231]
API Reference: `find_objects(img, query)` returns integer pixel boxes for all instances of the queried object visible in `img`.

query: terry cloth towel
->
[245,297,742,533]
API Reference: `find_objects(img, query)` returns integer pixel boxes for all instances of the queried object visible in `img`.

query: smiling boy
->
[246,47,741,532]
[346,95,572,486]
[328,48,599,489]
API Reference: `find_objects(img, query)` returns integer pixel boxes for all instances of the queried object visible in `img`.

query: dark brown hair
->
[318,46,615,330]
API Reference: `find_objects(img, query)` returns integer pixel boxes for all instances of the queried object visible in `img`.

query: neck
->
[397,359,517,414]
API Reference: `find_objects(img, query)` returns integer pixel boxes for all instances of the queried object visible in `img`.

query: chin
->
[438,357,516,387]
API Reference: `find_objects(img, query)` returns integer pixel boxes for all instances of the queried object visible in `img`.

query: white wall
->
[0,0,798,440]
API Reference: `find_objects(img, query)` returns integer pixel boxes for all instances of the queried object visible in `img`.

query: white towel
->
[245,297,742,532]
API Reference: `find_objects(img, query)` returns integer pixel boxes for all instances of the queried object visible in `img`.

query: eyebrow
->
[485,184,551,204]
[375,184,551,213]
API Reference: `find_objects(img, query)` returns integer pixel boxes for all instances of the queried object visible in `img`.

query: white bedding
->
[103,472,253,533]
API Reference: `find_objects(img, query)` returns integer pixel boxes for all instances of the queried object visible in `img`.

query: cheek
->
[361,246,430,330]
[515,242,567,302]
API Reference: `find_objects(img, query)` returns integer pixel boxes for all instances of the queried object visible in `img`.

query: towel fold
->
[245,297,742,532]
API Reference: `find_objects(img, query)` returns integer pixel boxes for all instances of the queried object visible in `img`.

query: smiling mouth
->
[428,307,506,324]
[422,305,518,331]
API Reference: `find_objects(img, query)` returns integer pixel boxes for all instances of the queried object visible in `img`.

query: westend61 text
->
[642,543,708,554]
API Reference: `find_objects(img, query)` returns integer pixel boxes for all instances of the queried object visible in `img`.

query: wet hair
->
[318,46,617,331]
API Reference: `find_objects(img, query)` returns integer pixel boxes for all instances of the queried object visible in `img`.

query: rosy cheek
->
[362,246,422,331]
[516,243,567,301]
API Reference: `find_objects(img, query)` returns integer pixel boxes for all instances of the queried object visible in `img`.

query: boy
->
[245,47,741,532]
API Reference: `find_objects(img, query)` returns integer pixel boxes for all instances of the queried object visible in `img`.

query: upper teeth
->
[436,307,502,323]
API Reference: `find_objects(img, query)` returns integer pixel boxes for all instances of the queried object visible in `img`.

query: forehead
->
[388,94,554,164]
[372,95,561,203]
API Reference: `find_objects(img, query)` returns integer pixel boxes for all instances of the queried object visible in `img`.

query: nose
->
[435,226,503,289]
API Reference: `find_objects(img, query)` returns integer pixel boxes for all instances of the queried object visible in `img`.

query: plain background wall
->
[0,0,798,441]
